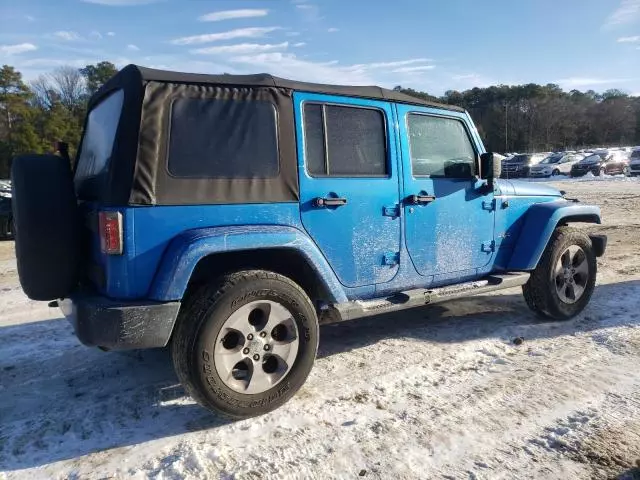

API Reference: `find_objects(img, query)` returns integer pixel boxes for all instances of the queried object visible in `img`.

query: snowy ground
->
[1,179,640,480]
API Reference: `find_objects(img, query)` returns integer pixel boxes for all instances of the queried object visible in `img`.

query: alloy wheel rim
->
[213,300,299,394]
[554,245,589,304]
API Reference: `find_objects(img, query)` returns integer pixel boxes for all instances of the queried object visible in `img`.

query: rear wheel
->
[623,165,630,176]
[552,169,560,176]
[522,227,597,320]
[171,270,319,418]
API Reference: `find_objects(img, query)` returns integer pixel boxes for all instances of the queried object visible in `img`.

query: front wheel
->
[552,169,560,176]
[171,270,319,418]
[522,227,597,320]
[623,166,630,176]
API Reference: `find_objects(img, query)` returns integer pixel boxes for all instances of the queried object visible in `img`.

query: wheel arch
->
[507,201,601,271]
[148,225,347,304]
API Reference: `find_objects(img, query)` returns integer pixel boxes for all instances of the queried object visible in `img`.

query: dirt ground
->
[0,179,639,480]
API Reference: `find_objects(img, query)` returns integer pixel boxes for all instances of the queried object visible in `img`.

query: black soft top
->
[90,64,464,113]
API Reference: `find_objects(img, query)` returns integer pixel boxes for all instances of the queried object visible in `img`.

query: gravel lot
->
[1,178,639,480]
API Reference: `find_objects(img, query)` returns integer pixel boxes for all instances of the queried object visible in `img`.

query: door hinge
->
[481,240,496,253]
[482,199,496,211]
[382,204,400,217]
[382,252,400,266]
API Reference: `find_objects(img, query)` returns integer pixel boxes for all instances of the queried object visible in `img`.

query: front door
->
[295,92,401,288]
[396,105,495,282]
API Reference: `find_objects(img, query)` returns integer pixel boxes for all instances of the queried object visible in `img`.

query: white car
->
[528,153,584,178]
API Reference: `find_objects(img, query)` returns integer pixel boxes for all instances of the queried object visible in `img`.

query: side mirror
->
[480,152,501,188]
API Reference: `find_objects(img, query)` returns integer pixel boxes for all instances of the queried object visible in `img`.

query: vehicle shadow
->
[0,279,638,471]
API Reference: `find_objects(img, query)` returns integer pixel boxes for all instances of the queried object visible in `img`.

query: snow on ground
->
[1,178,640,480]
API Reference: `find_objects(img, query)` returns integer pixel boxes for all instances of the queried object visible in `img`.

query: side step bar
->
[321,272,530,324]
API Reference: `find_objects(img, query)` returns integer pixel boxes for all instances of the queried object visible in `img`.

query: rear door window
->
[167,98,279,178]
[303,103,387,177]
[75,89,124,186]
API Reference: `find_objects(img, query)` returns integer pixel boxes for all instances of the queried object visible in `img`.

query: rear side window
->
[168,98,279,178]
[303,103,387,176]
[75,89,124,185]
[407,114,476,177]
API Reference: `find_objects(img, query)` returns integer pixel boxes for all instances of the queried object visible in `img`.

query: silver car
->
[529,153,584,178]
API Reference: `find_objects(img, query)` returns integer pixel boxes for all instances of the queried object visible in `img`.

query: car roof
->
[91,64,465,113]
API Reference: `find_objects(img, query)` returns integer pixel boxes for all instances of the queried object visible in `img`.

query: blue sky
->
[1,0,639,95]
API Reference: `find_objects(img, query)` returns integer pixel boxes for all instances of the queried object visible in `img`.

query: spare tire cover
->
[12,154,81,301]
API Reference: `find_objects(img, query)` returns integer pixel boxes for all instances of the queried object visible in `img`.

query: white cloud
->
[392,65,435,73]
[617,35,640,42]
[293,42,306,47]
[285,31,301,37]
[90,31,103,39]
[0,43,38,55]
[191,42,288,55]
[171,27,281,45]
[347,58,433,71]
[25,15,36,22]
[295,3,323,22]
[199,9,268,22]
[604,0,640,28]
[53,31,81,41]
[556,77,630,88]
[107,32,116,36]
[230,52,371,83]
[327,27,339,33]
[127,44,140,51]
[81,0,161,5]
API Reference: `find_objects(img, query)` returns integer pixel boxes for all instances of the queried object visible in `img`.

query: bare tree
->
[48,66,85,112]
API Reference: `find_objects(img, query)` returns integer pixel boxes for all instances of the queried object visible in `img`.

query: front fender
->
[508,200,601,270]
[148,225,348,303]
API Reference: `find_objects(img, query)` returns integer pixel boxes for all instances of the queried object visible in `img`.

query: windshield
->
[74,89,124,194]
[540,155,561,165]
[506,154,529,164]
[580,154,601,163]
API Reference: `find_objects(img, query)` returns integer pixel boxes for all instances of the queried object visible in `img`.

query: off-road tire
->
[171,270,319,418]
[522,227,597,320]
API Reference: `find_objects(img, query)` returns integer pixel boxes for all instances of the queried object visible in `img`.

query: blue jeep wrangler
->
[11,65,606,418]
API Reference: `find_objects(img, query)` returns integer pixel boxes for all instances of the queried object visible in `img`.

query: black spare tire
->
[12,154,81,300]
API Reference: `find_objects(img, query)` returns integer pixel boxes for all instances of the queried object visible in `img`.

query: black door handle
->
[314,197,348,207]
[406,194,436,205]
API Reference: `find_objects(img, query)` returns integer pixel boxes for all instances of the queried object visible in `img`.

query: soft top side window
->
[407,114,477,178]
[167,97,279,179]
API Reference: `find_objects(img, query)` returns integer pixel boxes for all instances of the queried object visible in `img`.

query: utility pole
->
[504,102,508,153]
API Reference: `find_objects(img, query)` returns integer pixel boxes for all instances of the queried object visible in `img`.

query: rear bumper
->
[60,293,180,350]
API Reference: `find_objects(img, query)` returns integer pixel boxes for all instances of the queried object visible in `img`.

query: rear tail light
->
[99,211,123,255]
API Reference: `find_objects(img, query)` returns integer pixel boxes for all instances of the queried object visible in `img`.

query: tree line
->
[395,84,640,154]
[0,61,118,178]
[1,61,639,180]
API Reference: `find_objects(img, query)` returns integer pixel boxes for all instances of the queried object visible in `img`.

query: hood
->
[502,180,562,197]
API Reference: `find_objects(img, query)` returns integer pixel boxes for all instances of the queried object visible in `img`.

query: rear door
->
[396,105,495,283]
[294,93,401,288]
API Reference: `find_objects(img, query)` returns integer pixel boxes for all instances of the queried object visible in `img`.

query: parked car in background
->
[570,151,630,177]
[529,153,584,178]
[500,153,545,178]
[0,181,13,239]
[629,149,640,176]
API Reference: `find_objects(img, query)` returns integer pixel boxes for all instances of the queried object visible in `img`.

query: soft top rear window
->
[75,89,125,198]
